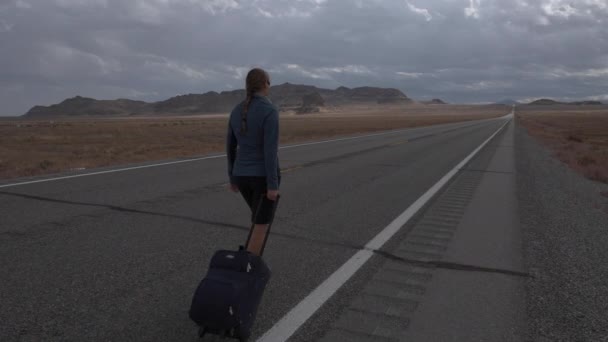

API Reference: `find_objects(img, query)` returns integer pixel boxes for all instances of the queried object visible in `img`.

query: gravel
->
[515,123,608,342]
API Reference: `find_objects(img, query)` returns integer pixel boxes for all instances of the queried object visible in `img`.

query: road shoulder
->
[516,121,608,341]
[319,121,527,341]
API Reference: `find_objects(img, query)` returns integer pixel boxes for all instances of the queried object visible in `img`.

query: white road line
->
[256,117,512,342]
[0,118,495,189]
[0,155,227,189]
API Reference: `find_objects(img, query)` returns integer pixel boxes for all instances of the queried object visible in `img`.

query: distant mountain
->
[297,92,325,114]
[152,90,245,114]
[23,83,413,117]
[25,96,150,117]
[527,98,604,106]
[495,99,520,105]
[528,99,562,105]
[570,101,604,105]
[422,99,447,105]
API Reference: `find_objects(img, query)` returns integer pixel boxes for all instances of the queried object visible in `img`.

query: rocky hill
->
[527,99,604,106]
[297,92,325,114]
[528,99,563,105]
[422,99,447,105]
[25,96,150,117]
[23,83,413,117]
[570,101,604,105]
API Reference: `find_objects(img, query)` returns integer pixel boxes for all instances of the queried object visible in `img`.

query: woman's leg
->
[237,177,265,254]
[246,180,274,256]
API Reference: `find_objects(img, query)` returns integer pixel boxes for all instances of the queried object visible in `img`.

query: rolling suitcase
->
[189,195,280,342]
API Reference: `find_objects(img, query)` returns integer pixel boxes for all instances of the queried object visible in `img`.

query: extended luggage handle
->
[244,194,280,256]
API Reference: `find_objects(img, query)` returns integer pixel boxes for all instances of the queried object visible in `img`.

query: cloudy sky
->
[1,0,607,115]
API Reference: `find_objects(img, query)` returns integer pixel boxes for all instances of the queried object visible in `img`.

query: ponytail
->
[240,68,269,135]
[241,90,253,135]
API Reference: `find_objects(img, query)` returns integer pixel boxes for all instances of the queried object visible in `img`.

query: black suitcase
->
[189,196,279,342]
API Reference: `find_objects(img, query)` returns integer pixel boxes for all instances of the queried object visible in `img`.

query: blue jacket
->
[226,94,280,190]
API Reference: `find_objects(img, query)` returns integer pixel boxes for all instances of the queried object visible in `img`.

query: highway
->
[0,114,513,341]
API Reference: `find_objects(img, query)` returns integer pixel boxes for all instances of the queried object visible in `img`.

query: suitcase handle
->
[245,194,280,256]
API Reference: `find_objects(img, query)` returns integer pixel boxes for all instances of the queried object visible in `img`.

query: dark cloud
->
[0,0,607,115]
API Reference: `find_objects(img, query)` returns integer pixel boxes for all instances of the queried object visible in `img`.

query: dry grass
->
[0,104,507,180]
[516,105,608,184]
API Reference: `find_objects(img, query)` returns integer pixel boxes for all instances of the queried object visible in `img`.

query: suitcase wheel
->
[198,326,206,338]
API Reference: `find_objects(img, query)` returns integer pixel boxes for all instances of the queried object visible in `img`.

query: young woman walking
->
[226,68,280,256]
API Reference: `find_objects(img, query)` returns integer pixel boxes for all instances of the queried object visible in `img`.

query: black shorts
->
[235,176,277,224]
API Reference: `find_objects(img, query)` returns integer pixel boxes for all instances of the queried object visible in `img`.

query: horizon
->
[13,82,607,118]
[1,0,607,116]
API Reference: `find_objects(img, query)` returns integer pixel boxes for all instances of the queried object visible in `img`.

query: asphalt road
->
[0,115,509,342]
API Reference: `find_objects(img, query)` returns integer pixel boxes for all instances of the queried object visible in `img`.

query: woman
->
[226,68,280,256]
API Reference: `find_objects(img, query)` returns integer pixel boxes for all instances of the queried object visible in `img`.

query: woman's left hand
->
[266,190,279,201]
[229,184,239,193]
